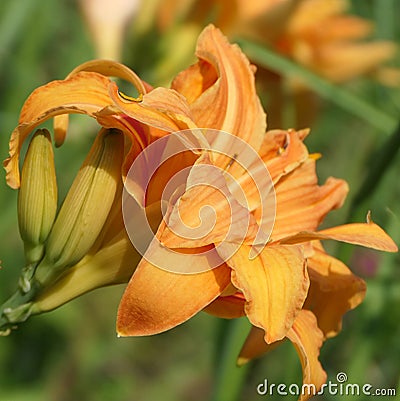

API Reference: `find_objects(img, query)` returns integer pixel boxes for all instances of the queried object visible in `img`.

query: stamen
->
[118,90,143,102]
[278,133,290,155]
[309,153,322,160]
[223,153,238,171]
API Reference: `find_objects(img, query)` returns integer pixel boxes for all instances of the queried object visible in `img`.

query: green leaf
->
[211,318,251,401]
[350,121,400,215]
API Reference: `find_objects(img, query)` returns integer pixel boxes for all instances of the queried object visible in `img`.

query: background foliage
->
[0,0,399,400]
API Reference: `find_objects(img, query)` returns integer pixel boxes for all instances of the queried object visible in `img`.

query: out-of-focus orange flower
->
[153,0,397,84]
[2,26,397,399]
[242,0,397,85]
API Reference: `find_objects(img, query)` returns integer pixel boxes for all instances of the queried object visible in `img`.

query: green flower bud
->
[17,129,57,264]
[31,198,164,313]
[35,128,124,286]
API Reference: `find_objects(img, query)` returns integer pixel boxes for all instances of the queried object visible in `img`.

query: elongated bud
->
[35,128,124,285]
[31,199,163,312]
[18,129,57,264]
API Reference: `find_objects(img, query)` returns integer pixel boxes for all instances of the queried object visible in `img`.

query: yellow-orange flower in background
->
[1,26,397,400]
[152,0,398,84]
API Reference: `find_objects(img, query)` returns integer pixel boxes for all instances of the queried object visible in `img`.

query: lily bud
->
[18,129,57,264]
[35,128,124,286]
[30,190,165,313]
[31,197,165,312]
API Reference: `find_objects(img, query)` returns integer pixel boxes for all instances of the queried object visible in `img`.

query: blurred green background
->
[0,0,399,400]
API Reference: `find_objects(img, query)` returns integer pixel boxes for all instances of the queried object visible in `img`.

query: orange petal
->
[238,309,328,399]
[264,129,309,183]
[204,293,246,319]
[159,153,262,249]
[233,128,309,213]
[18,72,112,124]
[257,129,288,161]
[117,252,231,336]
[109,83,197,132]
[4,72,116,189]
[220,244,309,343]
[305,242,366,338]
[66,59,147,96]
[172,25,266,155]
[279,220,398,252]
[122,127,209,211]
[258,158,348,241]
[54,59,148,145]
[286,310,327,401]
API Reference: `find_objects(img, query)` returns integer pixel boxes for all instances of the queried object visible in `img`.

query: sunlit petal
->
[279,220,398,252]
[219,244,309,343]
[109,83,197,132]
[117,253,231,336]
[172,25,266,156]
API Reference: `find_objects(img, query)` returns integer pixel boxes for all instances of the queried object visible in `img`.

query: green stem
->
[0,285,38,334]
[211,318,252,401]
[0,264,43,334]
[237,39,397,135]
[348,121,400,218]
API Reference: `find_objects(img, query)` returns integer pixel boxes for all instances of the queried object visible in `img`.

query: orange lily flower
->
[115,27,397,397]
[2,26,397,399]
